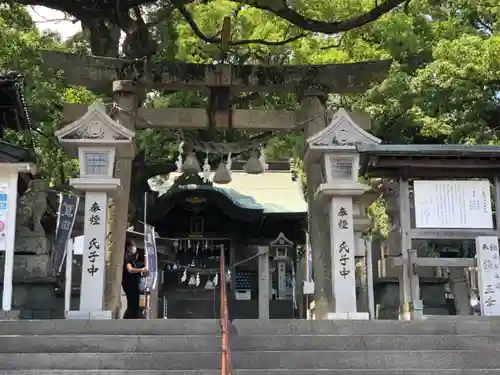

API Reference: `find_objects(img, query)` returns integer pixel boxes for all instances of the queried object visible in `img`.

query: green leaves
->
[0,5,96,187]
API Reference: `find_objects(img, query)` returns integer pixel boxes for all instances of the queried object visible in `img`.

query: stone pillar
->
[377,181,402,319]
[105,80,139,315]
[353,193,377,317]
[258,246,269,319]
[79,192,109,314]
[357,254,369,313]
[330,197,356,313]
[408,249,423,319]
[398,179,413,320]
[277,260,287,299]
[449,268,471,315]
[68,179,119,320]
[300,93,331,319]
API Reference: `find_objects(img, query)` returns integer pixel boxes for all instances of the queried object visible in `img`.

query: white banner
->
[476,236,500,316]
[80,192,108,311]
[330,197,356,313]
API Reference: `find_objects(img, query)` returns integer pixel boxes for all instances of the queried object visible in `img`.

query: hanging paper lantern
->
[244,150,264,174]
[205,279,215,290]
[183,151,201,174]
[213,161,232,184]
[188,274,196,286]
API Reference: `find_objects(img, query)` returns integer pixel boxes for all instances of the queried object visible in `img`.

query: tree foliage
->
[1,0,499,241]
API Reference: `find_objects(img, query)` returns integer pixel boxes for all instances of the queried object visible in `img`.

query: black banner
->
[52,193,79,275]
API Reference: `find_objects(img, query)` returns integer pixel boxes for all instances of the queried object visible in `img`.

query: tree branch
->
[173,2,307,46]
[320,32,348,50]
[231,0,406,34]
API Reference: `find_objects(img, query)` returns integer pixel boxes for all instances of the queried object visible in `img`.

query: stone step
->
[1,371,500,375]
[3,318,500,335]
[1,334,500,353]
[0,351,499,370]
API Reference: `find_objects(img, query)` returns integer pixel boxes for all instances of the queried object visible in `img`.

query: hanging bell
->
[213,161,232,184]
[183,152,201,174]
[188,274,196,286]
[205,279,214,290]
[244,150,264,174]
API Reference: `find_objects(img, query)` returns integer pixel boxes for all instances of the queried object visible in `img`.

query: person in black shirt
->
[122,240,147,319]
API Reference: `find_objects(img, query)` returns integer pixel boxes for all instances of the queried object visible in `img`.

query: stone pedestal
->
[0,253,57,319]
[420,283,449,315]
[376,282,400,319]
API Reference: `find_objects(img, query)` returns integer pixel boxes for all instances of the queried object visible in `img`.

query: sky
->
[27,6,81,40]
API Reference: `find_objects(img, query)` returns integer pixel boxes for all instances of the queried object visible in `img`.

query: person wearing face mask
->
[122,240,147,319]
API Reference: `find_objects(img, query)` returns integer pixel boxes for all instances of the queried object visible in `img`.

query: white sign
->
[476,236,500,316]
[414,180,492,229]
[0,184,8,251]
[330,197,357,313]
[80,192,108,312]
[0,184,8,212]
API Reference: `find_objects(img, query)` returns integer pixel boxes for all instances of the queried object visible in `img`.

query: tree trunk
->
[301,94,332,319]
[104,81,139,317]
[82,19,121,57]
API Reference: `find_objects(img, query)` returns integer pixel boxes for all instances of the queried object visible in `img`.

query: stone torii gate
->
[42,49,391,318]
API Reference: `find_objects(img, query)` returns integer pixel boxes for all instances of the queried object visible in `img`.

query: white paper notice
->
[414,180,492,229]
[476,236,500,316]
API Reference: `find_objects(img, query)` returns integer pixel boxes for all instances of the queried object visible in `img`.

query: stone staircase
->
[0,318,500,374]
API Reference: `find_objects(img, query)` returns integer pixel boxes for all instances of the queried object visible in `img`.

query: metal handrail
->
[220,247,232,375]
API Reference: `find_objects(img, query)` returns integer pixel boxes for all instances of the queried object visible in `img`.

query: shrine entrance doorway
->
[129,171,305,319]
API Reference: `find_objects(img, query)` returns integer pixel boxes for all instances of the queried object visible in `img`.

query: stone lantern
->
[55,102,135,319]
[304,108,380,320]
[270,232,293,300]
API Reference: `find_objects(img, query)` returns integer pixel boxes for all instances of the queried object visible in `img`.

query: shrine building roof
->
[149,169,307,216]
[357,144,500,178]
[357,144,500,156]
[0,140,33,163]
[0,72,31,135]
